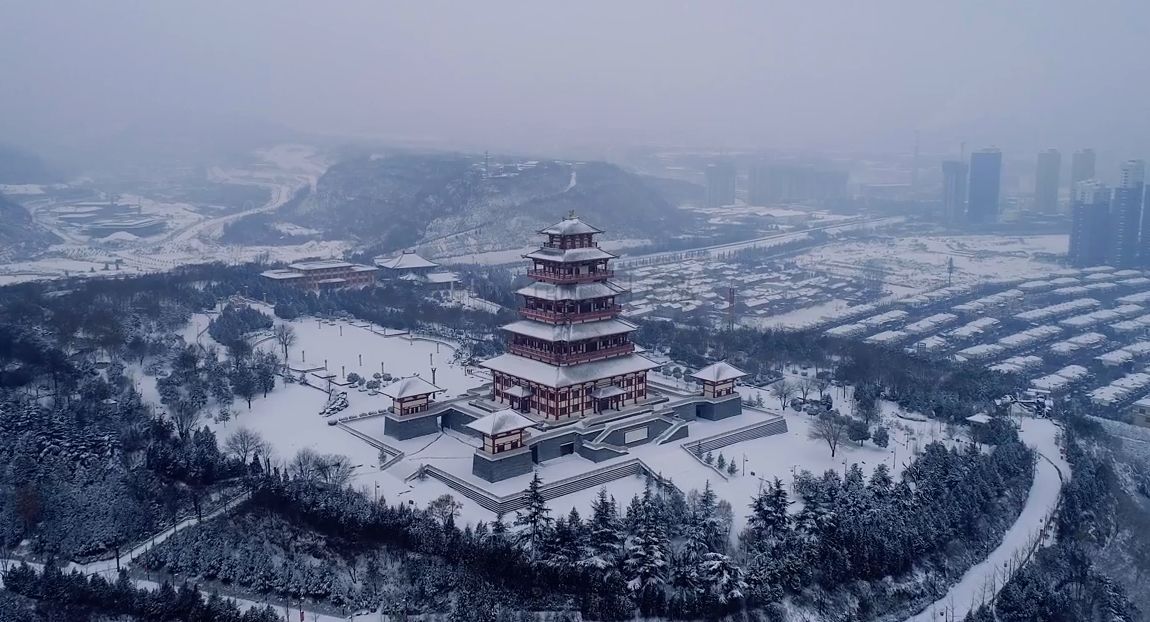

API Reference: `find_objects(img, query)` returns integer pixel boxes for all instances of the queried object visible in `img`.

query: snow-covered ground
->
[0,145,338,286]
[795,234,1067,293]
[743,298,852,330]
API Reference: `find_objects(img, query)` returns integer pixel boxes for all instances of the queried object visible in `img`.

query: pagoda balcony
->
[526,269,614,284]
[509,342,635,365]
[520,305,621,323]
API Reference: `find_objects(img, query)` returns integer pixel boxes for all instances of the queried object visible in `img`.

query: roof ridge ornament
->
[568,209,576,219]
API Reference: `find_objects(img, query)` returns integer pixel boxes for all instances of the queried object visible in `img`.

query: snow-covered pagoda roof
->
[376,251,439,271]
[380,376,444,399]
[516,281,627,301]
[501,318,637,342]
[539,215,603,236]
[481,353,659,388]
[524,246,616,263]
[466,409,536,436]
[690,361,747,383]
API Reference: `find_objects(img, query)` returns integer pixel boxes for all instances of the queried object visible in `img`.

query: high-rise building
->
[704,161,737,208]
[941,160,967,225]
[1034,149,1061,213]
[967,148,1003,224]
[1109,160,1144,268]
[1068,180,1110,267]
[1070,149,1096,190]
[747,164,847,204]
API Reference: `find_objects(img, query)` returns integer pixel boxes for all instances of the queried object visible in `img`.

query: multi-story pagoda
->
[481,213,657,420]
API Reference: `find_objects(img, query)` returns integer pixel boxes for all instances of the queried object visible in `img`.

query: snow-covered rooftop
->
[501,318,637,342]
[690,361,747,382]
[516,281,627,302]
[466,409,536,435]
[524,247,616,263]
[376,251,439,271]
[539,216,603,236]
[289,259,356,271]
[380,376,444,399]
[481,352,659,388]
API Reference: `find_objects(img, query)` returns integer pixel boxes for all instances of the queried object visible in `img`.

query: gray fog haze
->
[2,1,1146,157]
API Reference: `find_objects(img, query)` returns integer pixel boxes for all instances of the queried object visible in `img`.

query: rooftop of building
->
[260,269,307,280]
[380,376,444,399]
[539,214,603,237]
[501,318,637,342]
[288,259,358,271]
[466,409,536,435]
[524,246,616,263]
[481,352,659,388]
[690,361,747,383]
[376,251,440,271]
[516,281,627,301]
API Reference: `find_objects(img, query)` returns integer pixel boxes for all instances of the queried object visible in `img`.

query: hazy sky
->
[1,1,1147,160]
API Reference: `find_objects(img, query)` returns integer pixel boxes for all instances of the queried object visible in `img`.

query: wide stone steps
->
[684,417,788,456]
[416,458,670,515]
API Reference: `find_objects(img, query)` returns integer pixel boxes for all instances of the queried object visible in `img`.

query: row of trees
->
[2,562,281,622]
[134,423,1037,621]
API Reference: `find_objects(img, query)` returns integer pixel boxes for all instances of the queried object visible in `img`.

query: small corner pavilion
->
[690,361,747,398]
[466,409,536,454]
[380,376,444,416]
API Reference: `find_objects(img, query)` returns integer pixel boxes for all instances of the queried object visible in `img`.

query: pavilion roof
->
[466,409,536,435]
[380,376,444,399]
[539,215,603,236]
[690,361,747,383]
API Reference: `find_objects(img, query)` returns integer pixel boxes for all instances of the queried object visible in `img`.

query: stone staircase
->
[683,416,788,455]
[654,418,689,444]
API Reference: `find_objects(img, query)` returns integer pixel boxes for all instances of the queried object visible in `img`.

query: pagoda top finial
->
[567,209,576,219]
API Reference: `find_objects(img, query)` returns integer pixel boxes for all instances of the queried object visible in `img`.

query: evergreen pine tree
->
[584,487,623,570]
[514,472,552,558]
[623,485,669,615]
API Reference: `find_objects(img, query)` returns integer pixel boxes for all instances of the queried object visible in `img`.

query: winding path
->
[904,418,1069,622]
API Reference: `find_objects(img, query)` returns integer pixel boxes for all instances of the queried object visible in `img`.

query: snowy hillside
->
[237,153,684,256]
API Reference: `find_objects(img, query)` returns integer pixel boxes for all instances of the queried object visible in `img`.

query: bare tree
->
[289,448,322,481]
[814,377,831,398]
[796,377,816,403]
[273,324,297,361]
[770,380,794,411]
[427,494,463,526]
[224,427,268,463]
[809,413,849,458]
[315,455,356,487]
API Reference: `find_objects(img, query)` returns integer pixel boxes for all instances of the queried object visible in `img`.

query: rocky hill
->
[228,153,686,256]
[0,193,59,260]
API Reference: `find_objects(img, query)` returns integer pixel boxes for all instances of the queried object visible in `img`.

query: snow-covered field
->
[795,234,1067,293]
